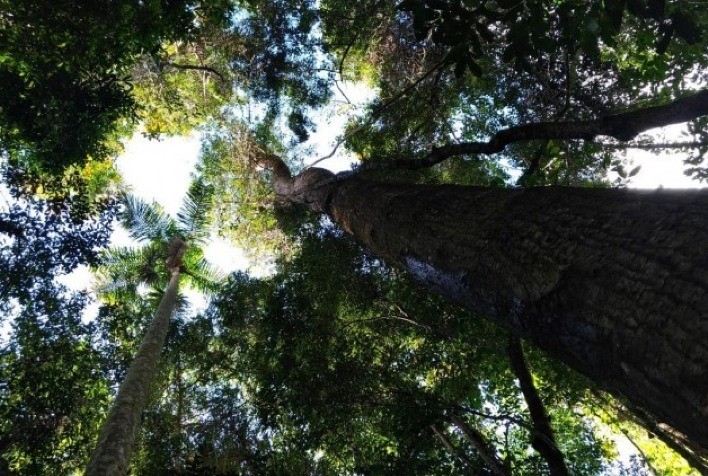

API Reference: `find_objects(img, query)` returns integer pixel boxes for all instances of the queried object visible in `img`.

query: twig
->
[431,424,477,473]
[450,414,511,476]
[307,58,449,168]
[161,62,226,82]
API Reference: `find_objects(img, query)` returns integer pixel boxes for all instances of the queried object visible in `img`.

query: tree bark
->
[507,338,569,475]
[313,177,708,450]
[86,269,181,475]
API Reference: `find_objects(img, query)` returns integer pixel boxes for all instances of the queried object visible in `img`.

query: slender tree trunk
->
[591,389,708,473]
[430,424,477,474]
[87,270,181,476]
[260,156,708,450]
[507,338,569,475]
[449,414,510,476]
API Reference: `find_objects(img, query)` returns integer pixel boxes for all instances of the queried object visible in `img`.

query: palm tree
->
[87,180,221,476]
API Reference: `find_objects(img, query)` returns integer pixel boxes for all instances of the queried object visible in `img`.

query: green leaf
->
[467,58,483,77]
[121,194,175,243]
[176,179,213,243]
[579,30,601,60]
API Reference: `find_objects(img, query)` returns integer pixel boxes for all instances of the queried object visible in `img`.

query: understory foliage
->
[0,0,707,474]
[0,195,117,473]
[206,230,612,474]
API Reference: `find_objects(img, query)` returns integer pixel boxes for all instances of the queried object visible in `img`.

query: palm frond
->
[97,246,149,281]
[176,179,214,243]
[144,284,191,313]
[95,279,139,304]
[121,194,176,243]
[95,244,166,294]
[183,256,226,295]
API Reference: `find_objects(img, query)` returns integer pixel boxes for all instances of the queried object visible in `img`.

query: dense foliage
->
[0,0,707,474]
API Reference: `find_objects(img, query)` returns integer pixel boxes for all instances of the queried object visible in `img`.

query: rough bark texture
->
[326,178,708,450]
[87,269,182,476]
[507,338,569,475]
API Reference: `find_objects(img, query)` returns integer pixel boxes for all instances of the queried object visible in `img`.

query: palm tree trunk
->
[87,270,181,476]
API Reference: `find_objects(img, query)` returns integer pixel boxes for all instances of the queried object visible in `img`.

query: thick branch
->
[255,152,337,211]
[360,89,708,172]
[255,152,293,180]
[507,338,570,476]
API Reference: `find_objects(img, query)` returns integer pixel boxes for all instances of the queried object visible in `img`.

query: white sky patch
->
[202,236,250,276]
[301,81,378,172]
[625,124,707,189]
[628,151,701,189]
[56,264,93,289]
[116,132,202,216]
[110,225,139,248]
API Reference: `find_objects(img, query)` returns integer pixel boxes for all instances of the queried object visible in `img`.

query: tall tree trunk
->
[261,158,708,450]
[87,269,181,476]
[507,338,569,475]
[326,178,708,449]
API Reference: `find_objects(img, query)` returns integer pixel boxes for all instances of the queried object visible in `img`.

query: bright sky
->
[117,133,202,216]
[624,124,706,189]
